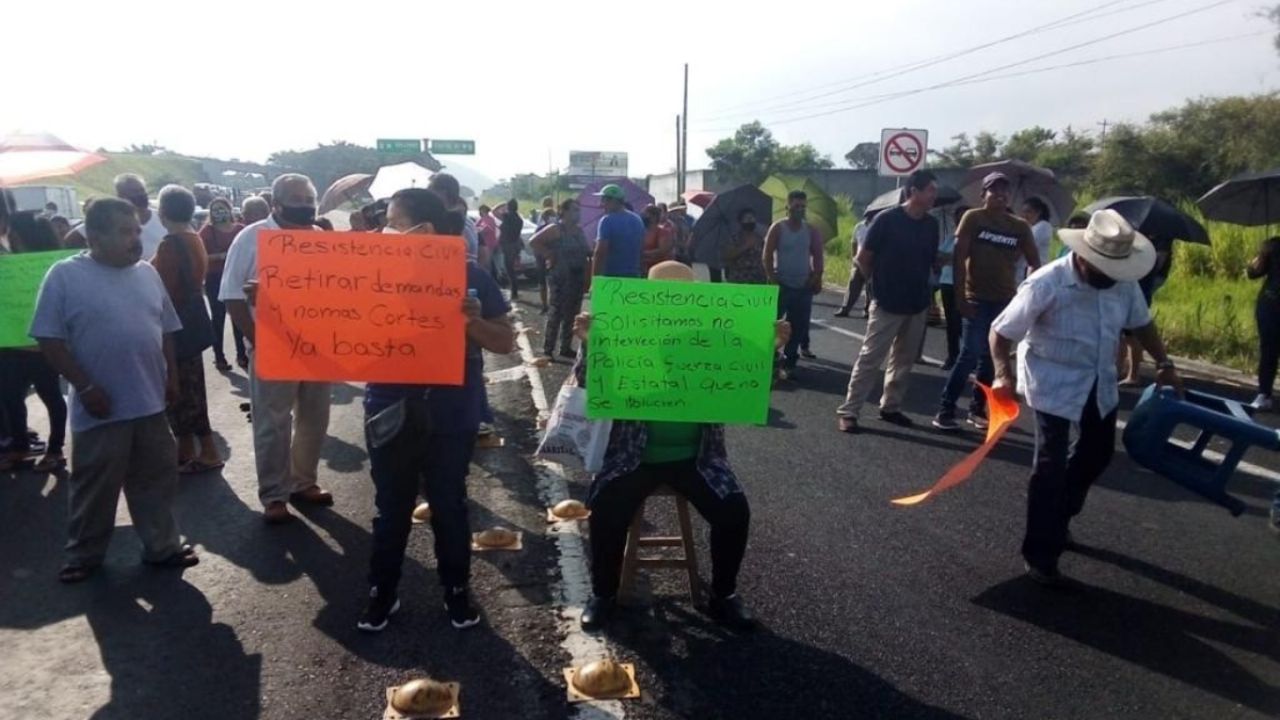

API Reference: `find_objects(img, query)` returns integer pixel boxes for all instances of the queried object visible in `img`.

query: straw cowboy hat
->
[1058,208,1156,282]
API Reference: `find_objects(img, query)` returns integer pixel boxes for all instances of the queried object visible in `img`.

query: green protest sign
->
[586,277,779,424]
[0,250,76,348]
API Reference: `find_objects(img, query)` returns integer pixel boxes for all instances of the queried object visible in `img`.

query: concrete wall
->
[801,168,971,213]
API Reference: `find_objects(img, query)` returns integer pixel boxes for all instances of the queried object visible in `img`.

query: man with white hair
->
[241,196,271,225]
[221,174,333,524]
[63,174,168,259]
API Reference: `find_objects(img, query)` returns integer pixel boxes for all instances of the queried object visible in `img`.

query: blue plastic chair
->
[1122,386,1280,516]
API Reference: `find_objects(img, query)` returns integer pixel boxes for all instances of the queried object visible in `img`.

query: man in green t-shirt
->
[933,172,1041,432]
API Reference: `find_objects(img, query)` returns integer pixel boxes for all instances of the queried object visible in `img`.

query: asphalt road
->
[1,287,1277,720]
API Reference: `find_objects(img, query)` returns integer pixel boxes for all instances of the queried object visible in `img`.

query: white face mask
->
[383,222,425,235]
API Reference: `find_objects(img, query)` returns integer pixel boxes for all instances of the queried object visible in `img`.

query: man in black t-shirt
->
[836,170,940,433]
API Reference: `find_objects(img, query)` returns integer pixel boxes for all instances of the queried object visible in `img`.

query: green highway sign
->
[377,138,422,154]
[429,139,475,155]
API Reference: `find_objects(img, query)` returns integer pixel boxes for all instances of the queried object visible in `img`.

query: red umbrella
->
[318,173,375,214]
[0,132,106,185]
[682,190,715,208]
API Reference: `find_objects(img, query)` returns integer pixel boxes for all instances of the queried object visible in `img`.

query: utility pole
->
[1097,119,1109,144]
[675,115,682,196]
[681,63,689,196]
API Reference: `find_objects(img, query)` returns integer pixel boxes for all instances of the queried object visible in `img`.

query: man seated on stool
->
[990,209,1182,587]
[571,261,789,632]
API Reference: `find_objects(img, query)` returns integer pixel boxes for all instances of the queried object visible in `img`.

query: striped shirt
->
[992,255,1151,422]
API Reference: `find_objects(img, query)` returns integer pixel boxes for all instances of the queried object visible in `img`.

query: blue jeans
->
[367,397,475,594]
[776,284,813,368]
[939,299,1007,415]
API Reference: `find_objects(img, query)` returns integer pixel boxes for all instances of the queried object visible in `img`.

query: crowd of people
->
[1,162,1276,640]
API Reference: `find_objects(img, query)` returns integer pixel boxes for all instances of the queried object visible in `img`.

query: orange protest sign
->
[254,230,467,384]
[892,384,1020,506]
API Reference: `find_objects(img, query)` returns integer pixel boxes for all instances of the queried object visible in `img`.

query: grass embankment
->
[15,152,208,207]
[821,198,1266,373]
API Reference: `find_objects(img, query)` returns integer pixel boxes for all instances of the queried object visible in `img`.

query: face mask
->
[211,208,232,224]
[129,194,149,211]
[741,222,756,232]
[1079,262,1117,289]
[278,205,316,226]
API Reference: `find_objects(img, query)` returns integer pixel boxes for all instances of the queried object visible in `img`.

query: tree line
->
[708,93,1280,203]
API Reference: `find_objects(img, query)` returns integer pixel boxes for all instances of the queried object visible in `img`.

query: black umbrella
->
[1197,168,1280,226]
[692,184,772,261]
[863,184,962,218]
[1083,196,1209,245]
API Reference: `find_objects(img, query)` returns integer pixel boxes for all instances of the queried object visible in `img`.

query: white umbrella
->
[0,132,106,185]
[367,161,433,200]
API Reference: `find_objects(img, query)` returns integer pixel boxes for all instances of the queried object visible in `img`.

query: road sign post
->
[429,139,475,155]
[878,129,928,177]
[376,138,422,154]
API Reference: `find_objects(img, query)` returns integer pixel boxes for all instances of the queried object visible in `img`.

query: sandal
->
[58,565,95,583]
[33,454,66,472]
[145,544,200,568]
[179,459,225,475]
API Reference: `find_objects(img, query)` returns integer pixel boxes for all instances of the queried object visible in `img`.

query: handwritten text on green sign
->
[586,278,778,424]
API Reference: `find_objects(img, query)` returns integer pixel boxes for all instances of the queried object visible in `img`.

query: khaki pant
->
[66,413,183,567]
[836,303,928,418]
[250,357,331,507]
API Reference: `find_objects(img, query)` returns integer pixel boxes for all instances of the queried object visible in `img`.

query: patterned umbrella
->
[0,132,105,185]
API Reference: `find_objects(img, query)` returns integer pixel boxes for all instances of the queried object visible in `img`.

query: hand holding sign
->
[892,384,1020,506]
[254,230,467,384]
[584,278,779,425]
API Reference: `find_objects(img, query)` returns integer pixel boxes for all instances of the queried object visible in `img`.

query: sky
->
[4,0,1277,186]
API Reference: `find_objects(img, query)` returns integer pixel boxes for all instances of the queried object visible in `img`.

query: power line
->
[697,0,1175,122]
[696,0,1240,132]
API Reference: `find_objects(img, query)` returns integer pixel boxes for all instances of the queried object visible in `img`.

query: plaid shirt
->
[573,348,742,504]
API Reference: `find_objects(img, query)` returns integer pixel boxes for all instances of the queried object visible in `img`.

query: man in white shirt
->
[990,209,1182,587]
[220,174,333,524]
[63,174,167,259]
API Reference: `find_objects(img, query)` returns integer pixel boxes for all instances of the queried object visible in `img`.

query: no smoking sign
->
[878,128,928,177]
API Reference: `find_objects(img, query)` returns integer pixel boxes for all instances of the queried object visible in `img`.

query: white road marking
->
[811,319,1280,486]
[513,317,625,719]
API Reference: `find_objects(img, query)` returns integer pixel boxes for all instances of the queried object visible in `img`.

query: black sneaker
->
[932,411,960,432]
[580,595,616,632]
[879,411,914,428]
[800,348,817,360]
[444,586,481,630]
[559,348,577,359]
[707,593,758,632]
[968,412,989,431]
[357,586,400,633]
[1023,561,1070,589]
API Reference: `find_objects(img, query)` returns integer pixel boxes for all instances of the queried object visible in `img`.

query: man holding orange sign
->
[220,174,337,524]
[990,209,1181,587]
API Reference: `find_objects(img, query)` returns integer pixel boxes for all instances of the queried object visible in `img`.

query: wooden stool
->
[618,485,703,605]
